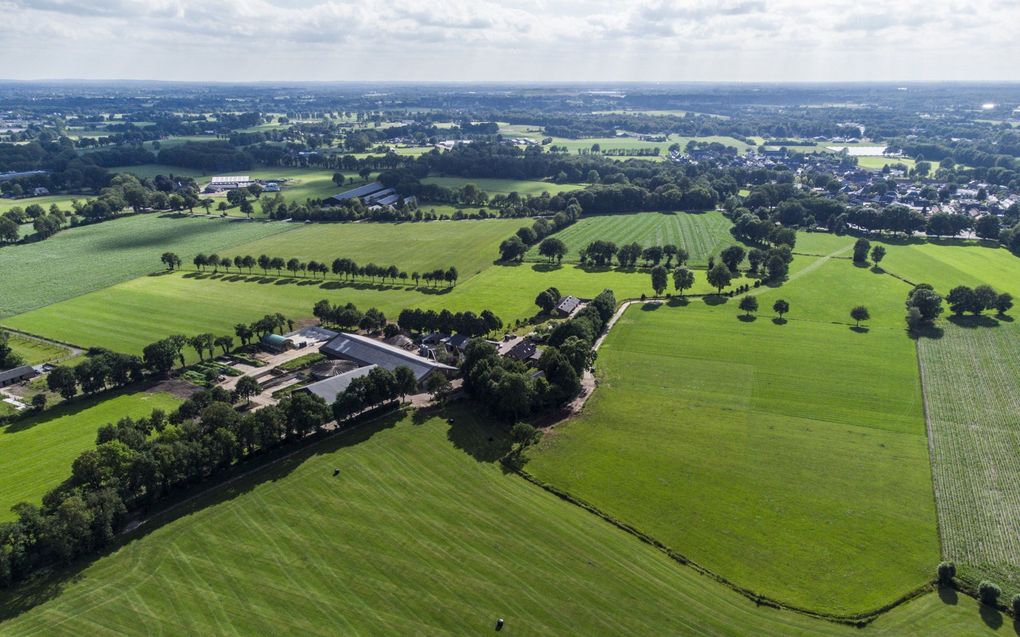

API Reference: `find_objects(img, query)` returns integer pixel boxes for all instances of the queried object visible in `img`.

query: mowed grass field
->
[0,213,293,318]
[220,218,530,282]
[420,176,582,196]
[0,390,180,521]
[0,194,91,215]
[526,303,937,615]
[919,320,1020,596]
[525,211,737,266]
[4,263,729,358]
[0,408,1001,636]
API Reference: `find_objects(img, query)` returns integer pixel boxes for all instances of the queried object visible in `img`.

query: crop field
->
[526,302,937,615]
[525,211,737,266]
[0,390,180,521]
[420,176,582,196]
[4,262,728,357]
[3,332,71,365]
[220,218,531,283]
[0,214,294,318]
[0,407,998,636]
[918,321,1020,596]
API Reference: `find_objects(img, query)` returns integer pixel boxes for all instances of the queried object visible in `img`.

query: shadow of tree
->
[667,297,690,307]
[639,302,662,311]
[937,585,957,605]
[850,325,870,334]
[980,603,1003,630]
[702,294,729,306]
[771,317,788,326]
[948,315,1001,329]
[737,314,757,322]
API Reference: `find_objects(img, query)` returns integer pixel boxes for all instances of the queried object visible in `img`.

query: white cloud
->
[0,0,1018,80]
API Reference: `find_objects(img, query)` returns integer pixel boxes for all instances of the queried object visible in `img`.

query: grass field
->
[3,332,71,365]
[525,211,737,266]
[0,407,1002,636]
[879,242,1020,299]
[0,390,180,521]
[220,218,530,283]
[420,176,582,196]
[4,262,731,357]
[526,302,937,615]
[107,164,206,180]
[919,320,1020,597]
[0,214,294,318]
[0,194,91,215]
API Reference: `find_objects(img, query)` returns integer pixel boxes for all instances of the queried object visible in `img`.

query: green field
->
[4,262,730,358]
[526,302,937,615]
[220,218,530,282]
[526,211,737,266]
[3,333,71,365]
[0,213,294,318]
[107,164,206,180]
[0,194,90,215]
[0,407,1001,636]
[420,176,582,196]
[879,242,1020,299]
[0,390,180,521]
[919,320,1020,596]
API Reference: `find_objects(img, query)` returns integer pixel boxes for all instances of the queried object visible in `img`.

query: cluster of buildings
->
[204,175,281,194]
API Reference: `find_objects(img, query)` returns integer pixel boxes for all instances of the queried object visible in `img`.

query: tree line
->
[397,308,504,337]
[165,251,459,288]
[498,202,582,261]
[0,386,340,588]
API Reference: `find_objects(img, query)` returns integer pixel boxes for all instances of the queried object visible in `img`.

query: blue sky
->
[1,0,1018,81]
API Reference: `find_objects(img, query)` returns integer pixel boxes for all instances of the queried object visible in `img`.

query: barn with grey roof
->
[319,333,456,388]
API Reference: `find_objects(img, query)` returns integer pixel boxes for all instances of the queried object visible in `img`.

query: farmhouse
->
[500,337,542,366]
[319,332,456,387]
[299,364,378,404]
[0,365,37,388]
[554,295,582,317]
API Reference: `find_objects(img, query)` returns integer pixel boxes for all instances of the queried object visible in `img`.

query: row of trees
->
[330,366,423,422]
[578,241,692,268]
[497,201,582,261]
[180,251,459,288]
[45,350,144,400]
[0,387,334,588]
[312,300,387,332]
[946,285,1013,317]
[396,308,504,337]
[140,314,291,376]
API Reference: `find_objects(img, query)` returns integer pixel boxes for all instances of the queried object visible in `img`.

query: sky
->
[1,0,1019,82]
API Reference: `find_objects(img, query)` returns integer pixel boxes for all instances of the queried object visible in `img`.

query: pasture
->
[3,261,727,358]
[3,332,71,365]
[0,213,293,318]
[525,211,737,266]
[0,194,90,215]
[0,390,180,521]
[918,320,1020,597]
[220,218,531,283]
[526,302,937,615]
[0,408,998,636]
[878,241,1020,299]
[420,176,582,196]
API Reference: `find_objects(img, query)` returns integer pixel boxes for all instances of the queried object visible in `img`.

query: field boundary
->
[507,461,936,626]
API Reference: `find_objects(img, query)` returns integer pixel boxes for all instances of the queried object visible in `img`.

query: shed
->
[0,365,37,388]
[299,365,378,404]
[260,333,294,353]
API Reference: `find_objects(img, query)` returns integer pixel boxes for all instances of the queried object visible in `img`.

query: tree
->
[974,215,1001,241]
[978,581,1001,606]
[905,285,944,325]
[47,366,78,400]
[852,238,871,263]
[870,245,886,267]
[773,299,790,319]
[537,237,568,263]
[936,561,956,585]
[425,373,451,404]
[214,335,234,355]
[739,295,758,317]
[510,422,541,452]
[235,375,260,405]
[850,305,870,327]
[972,285,998,315]
[234,323,254,346]
[720,245,746,273]
[706,263,732,294]
[947,286,976,316]
[143,338,179,376]
[995,293,1013,316]
[393,366,417,402]
[160,252,181,271]
[650,265,668,296]
[558,335,595,375]
[672,266,695,297]
[499,236,527,262]
[765,254,788,281]
[31,393,47,411]
[535,287,561,313]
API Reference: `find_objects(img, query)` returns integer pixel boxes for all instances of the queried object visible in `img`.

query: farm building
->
[205,175,253,193]
[260,333,295,353]
[319,332,456,388]
[298,365,378,404]
[554,295,581,317]
[0,365,37,388]
[500,337,542,366]
[325,182,415,209]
